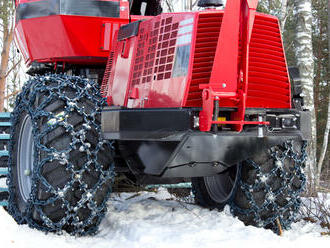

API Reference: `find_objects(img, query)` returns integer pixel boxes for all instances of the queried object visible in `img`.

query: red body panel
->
[16,15,128,64]
[14,0,136,65]
[104,12,197,108]
[103,11,291,114]
[15,0,292,133]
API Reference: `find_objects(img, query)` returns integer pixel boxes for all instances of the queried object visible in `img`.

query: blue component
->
[0,151,9,157]
[0,112,10,118]
[0,122,11,127]
[0,187,8,192]
[0,113,10,208]
[0,134,10,140]
[0,168,8,175]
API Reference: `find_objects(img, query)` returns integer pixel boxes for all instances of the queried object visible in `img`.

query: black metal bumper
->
[101,107,311,177]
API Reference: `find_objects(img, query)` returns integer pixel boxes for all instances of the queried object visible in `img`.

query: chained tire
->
[192,141,306,232]
[8,74,115,236]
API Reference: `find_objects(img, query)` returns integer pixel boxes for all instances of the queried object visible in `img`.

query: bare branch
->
[4,89,21,100]
[5,56,22,78]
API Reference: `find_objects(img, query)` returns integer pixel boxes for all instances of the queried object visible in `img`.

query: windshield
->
[16,0,120,21]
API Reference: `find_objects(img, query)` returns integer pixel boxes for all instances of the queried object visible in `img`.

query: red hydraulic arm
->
[199,0,270,132]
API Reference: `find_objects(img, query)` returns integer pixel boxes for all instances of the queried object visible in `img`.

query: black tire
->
[192,141,306,232]
[8,74,115,236]
[231,140,306,231]
[192,165,239,210]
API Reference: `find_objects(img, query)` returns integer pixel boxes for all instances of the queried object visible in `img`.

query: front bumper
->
[101,107,311,177]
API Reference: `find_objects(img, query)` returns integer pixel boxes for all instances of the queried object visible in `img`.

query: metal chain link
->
[7,74,115,236]
[230,140,307,232]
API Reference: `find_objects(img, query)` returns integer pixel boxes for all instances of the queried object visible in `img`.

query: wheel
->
[8,74,115,236]
[192,141,307,232]
[231,140,306,232]
[192,165,239,210]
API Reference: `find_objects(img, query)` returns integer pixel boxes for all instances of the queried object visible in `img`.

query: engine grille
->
[186,12,291,109]
[131,16,179,87]
[247,15,290,108]
[101,51,114,97]
[186,12,223,107]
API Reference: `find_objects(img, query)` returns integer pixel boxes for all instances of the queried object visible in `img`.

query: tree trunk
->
[316,91,330,187]
[315,0,330,188]
[0,25,14,112]
[279,0,288,30]
[293,0,317,193]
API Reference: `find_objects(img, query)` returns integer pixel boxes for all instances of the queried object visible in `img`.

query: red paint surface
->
[15,0,292,133]
[102,10,290,113]
[15,15,129,65]
[14,0,139,65]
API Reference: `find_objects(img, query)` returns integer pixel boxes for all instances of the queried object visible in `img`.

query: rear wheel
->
[192,141,306,232]
[231,141,306,231]
[8,74,115,236]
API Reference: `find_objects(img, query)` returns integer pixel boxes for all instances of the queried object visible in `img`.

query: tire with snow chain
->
[192,141,306,233]
[8,74,115,236]
[231,140,306,232]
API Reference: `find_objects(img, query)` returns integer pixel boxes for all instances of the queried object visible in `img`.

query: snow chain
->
[8,74,115,236]
[230,141,307,232]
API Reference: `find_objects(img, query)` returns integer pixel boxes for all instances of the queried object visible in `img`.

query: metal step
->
[0,187,8,192]
[0,150,9,157]
[0,113,11,207]
[0,134,10,140]
[0,168,8,175]
[0,122,11,127]
[0,113,10,118]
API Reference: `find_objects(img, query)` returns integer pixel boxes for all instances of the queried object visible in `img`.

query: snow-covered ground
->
[0,189,329,248]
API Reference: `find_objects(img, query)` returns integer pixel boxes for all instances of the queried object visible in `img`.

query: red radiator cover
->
[102,10,291,110]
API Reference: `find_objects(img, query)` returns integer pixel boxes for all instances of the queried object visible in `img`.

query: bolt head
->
[222,83,227,88]
[213,162,219,167]
[24,169,31,176]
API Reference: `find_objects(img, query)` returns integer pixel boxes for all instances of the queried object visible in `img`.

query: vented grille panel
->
[131,24,150,86]
[101,50,114,97]
[186,13,223,107]
[247,15,290,108]
[131,17,179,86]
[186,12,290,109]
[154,17,179,80]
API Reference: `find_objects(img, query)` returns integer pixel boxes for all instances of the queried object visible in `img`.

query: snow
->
[0,189,329,248]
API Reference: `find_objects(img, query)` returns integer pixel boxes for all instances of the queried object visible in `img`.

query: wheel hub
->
[204,165,239,204]
[17,115,34,203]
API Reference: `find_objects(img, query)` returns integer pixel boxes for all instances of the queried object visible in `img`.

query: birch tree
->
[316,92,330,187]
[311,0,329,188]
[0,0,15,112]
[314,0,330,187]
[293,0,317,192]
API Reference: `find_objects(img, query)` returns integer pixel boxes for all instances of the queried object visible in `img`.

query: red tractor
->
[0,0,310,236]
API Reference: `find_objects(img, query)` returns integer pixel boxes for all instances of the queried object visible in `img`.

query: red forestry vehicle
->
[0,0,310,236]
